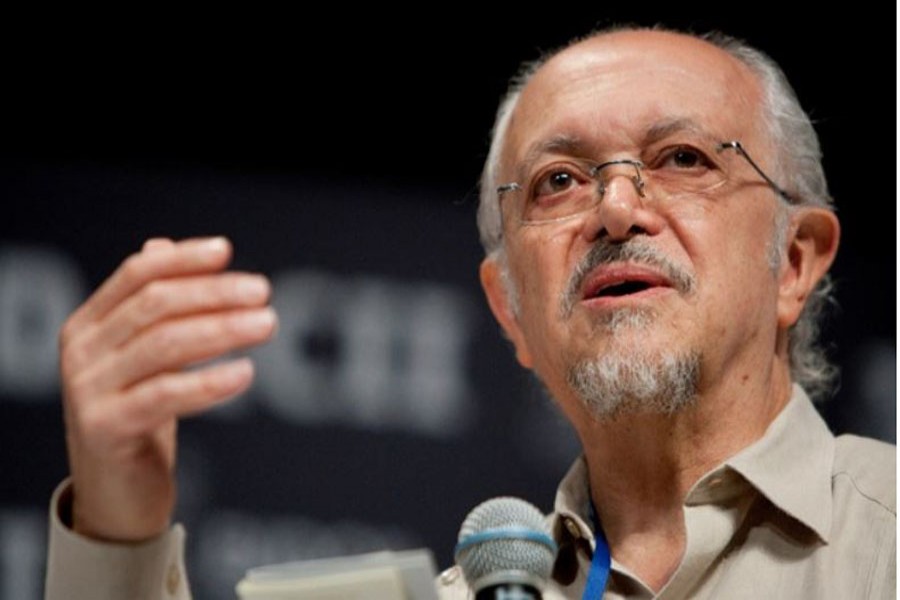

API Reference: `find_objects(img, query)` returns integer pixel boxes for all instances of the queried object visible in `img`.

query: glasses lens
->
[642,140,730,198]
[519,161,599,223]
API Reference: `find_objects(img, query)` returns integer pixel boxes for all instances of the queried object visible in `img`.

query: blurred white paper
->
[235,548,439,600]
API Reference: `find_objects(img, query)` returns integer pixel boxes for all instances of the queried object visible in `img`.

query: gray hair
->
[476,26,838,401]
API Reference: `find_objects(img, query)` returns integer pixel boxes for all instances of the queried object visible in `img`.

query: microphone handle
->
[475,582,542,600]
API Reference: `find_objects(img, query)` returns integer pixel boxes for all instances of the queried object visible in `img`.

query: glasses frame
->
[496,139,798,226]
[717,141,796,204]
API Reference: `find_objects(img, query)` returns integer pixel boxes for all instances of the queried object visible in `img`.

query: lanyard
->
[581,504,611,600]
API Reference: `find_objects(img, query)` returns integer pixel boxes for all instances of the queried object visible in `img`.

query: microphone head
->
[454,497,557,592]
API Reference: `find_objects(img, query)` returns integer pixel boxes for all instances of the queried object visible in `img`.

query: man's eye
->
[534,170,580,196]
[673,149,700,167]
[660,146,709,170]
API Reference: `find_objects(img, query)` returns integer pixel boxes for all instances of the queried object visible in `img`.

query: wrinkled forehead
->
[501,30,767,175]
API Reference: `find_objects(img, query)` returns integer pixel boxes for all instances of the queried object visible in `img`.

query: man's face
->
[487,31,790,422]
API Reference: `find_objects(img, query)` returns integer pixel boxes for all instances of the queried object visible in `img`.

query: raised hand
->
[59,237,277,542]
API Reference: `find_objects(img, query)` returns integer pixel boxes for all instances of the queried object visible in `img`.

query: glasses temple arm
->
[718,141,797,204]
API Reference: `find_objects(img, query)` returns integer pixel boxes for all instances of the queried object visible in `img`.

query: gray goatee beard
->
[566,349,700,420]
[561,239,701,420]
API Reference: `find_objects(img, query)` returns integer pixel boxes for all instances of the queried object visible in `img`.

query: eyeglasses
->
[496,139,797,226]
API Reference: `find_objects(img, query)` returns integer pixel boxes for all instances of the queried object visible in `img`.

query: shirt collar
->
[551,456,594,544]
[551,385,835,546]
[726,384,834,542]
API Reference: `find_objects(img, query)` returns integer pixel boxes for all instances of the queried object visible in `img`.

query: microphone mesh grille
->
[455,497,555,586]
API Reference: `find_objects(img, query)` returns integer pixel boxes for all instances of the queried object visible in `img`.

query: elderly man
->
[46,27,894,600]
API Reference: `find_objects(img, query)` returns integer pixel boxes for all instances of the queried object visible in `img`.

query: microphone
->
[454,497,558,600]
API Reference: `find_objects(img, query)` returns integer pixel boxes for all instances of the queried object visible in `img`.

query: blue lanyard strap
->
[581,504,611,600]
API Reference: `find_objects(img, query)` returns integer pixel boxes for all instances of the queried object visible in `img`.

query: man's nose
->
[591,170,656,241]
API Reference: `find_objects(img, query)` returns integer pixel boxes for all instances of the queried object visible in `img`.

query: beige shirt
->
[46,387,895,599]
[439,387,896,599]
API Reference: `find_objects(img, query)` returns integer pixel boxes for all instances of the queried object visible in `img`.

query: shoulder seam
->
[832,471,896,517]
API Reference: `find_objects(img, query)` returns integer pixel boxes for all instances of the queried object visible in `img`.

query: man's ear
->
[777,207,840,329]
[480,256,534,369]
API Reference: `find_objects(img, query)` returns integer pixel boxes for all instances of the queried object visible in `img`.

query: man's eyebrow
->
[643,118,709,145]
[513,135,585,183]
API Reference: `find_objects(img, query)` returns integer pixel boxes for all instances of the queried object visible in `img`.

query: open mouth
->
[591,280,654,298]
[582,267,672,302]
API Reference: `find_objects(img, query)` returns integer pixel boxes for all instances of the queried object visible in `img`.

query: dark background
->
[1,9,895,600]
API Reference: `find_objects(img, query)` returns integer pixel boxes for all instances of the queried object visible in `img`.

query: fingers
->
[71,306,277,396]
[67,272,272,371]
[115,358,255,436]
[59,235,277,428]
[142,238,175,252]
[63,237,233,337]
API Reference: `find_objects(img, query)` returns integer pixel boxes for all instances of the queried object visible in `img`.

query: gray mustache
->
[561,239,697,318]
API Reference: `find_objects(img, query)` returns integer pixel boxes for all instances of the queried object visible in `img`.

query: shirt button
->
[166,564,181,596]
[564,518,581,538]
[439,567,460,585]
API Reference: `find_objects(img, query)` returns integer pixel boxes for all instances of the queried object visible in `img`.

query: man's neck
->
[573,368,794,592]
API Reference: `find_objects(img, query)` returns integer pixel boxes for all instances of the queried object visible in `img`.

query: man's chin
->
[565,348,701,421]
